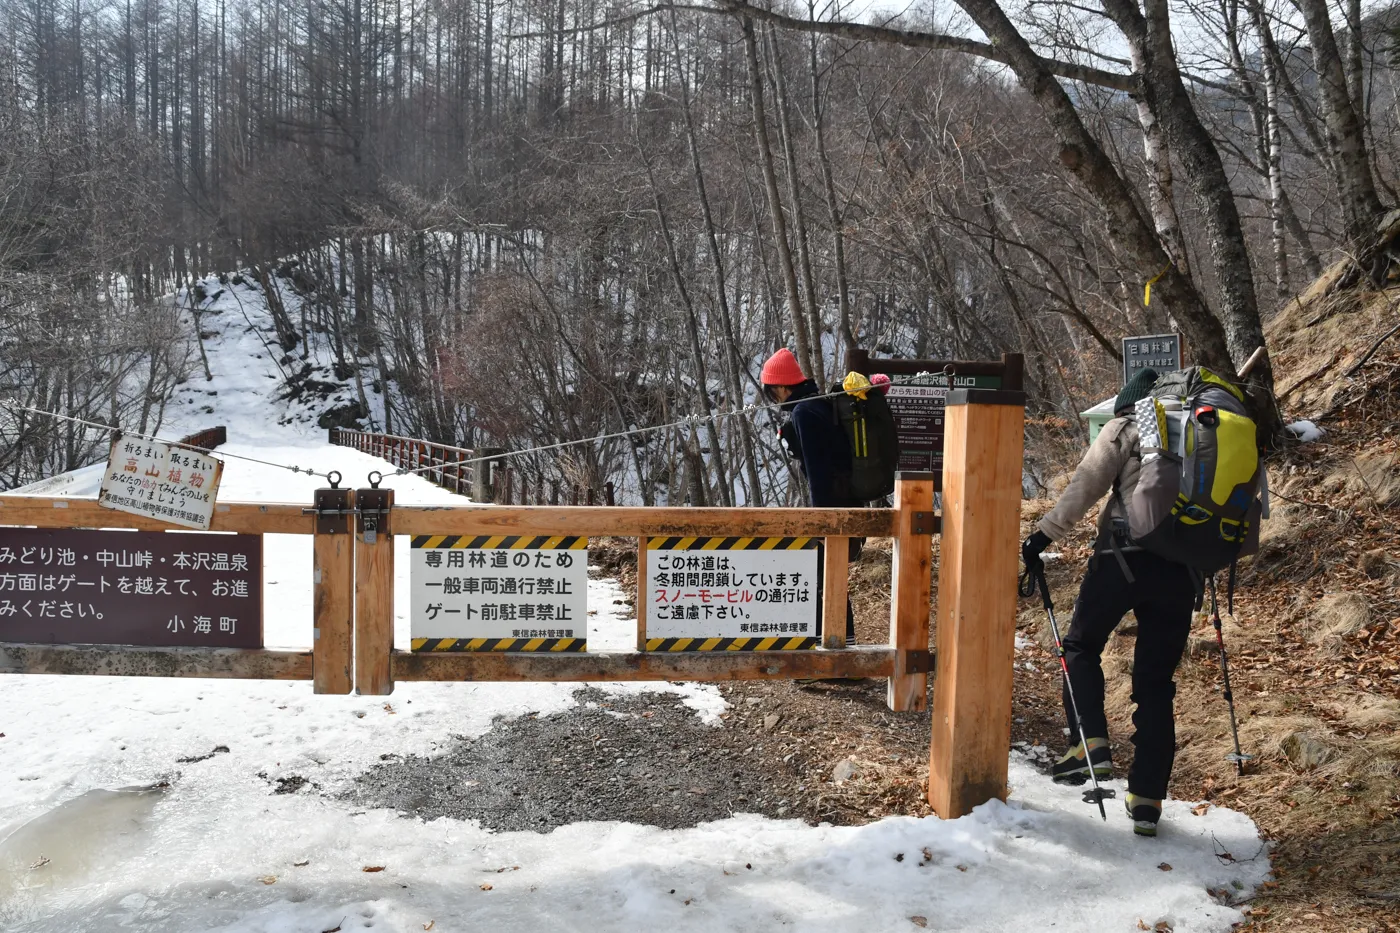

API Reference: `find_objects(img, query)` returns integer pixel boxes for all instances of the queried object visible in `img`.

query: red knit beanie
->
[760,348,806,386]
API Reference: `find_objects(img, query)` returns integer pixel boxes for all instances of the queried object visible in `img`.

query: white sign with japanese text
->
[99,435,224,530]
[409,536,589,650]
[645,539,819,647]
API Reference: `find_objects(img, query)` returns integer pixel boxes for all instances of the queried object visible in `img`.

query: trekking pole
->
[1207,576,1253,776]
[1020,565,1113,820]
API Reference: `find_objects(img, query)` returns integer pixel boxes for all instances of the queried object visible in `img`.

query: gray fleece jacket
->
[1038,416,1141,544]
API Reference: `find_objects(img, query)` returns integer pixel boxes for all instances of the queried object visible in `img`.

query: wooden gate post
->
[472,448,504,502]
[312,484,355,694]
[928,387,1025,818]
[354,482,395,695]
[887,473,935,711]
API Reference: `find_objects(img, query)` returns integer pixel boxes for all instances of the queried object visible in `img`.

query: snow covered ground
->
[1,272,1270,931]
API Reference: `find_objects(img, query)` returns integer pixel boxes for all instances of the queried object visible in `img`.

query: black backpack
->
[831,374,900,502]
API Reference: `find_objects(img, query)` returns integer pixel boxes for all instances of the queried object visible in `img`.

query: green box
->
[1080,396,1117,444]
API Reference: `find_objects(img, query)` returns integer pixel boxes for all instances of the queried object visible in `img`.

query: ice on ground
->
[1285,420,1324,442]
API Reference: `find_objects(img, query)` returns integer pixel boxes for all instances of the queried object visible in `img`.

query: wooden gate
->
[0,373,1024,818]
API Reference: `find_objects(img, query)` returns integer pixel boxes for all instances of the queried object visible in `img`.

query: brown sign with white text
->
[0,528,262,648]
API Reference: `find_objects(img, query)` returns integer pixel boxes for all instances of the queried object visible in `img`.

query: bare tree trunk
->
[1293,0,1383,244]
[764,23,826,383]
[739,14,817,379]
[1127,49,1190,276]
[636,123,734,507]
[951,0,1235,377]
[1099,0,1265,375]
[807,15,856,360]
[668,10,764,503]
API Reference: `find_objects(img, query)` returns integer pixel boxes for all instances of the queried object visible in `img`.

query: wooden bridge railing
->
[329,427,485,499]
[328,428,614,506]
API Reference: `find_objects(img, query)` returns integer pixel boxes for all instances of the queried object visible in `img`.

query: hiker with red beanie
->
[759,348,857,646]
[761,349,854,509]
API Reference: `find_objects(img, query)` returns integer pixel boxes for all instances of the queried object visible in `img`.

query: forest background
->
[2,0,1397,505]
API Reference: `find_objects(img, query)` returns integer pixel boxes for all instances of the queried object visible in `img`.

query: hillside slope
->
[1022,274,1400,932]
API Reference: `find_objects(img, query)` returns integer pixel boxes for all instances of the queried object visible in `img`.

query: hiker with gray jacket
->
[1020,367,1194,837]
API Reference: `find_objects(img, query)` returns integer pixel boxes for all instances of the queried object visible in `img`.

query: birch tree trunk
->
[950,0,1235,376]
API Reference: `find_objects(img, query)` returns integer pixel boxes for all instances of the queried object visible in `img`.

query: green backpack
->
[831,374,900,503]
[1127,367,1263,574]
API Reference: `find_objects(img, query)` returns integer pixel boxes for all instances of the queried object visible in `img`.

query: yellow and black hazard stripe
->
[411,534,587,549]
[410,637,586,652]
[644,636,817,652]
[645,535,816,551]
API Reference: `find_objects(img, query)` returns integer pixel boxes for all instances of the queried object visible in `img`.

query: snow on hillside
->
[0,271,1271,931]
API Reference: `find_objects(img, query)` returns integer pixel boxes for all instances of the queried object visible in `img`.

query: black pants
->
[1062,550,1193,800]
[814,539,857,645]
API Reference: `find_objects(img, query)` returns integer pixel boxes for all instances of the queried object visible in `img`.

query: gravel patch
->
[343,688,811,832]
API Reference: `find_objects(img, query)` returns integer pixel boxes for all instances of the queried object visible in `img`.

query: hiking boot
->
[1051,737,1112,785]
[1126,793,1162,837]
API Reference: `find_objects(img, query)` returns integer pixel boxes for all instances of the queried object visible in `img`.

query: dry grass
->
[1310,592,1373,653]
[1344,450,1400,507]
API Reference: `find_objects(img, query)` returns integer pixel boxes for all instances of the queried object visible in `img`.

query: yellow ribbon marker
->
[1144,263,1172,306]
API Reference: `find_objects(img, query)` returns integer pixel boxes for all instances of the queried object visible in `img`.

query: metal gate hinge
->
[906,649,933,674]
[910,511,939,535]
[307,488,353,535]
[355,488,394,543]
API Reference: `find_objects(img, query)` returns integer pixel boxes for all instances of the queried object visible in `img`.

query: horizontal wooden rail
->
[332,427,472,456]
[394,506,899,538]
[0,643,313,679]
[0,496,314,534]
[393,646,896,682]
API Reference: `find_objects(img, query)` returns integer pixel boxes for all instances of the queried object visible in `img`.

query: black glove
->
[1021,530,1052,579]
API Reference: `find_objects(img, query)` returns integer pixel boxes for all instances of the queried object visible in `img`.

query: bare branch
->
[506,0,1139,92]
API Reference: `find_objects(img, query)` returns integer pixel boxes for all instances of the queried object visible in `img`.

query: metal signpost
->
[642,537,819,650]
[409,535,589,651]
[1121,333,1182,385]
[0,527,262,648]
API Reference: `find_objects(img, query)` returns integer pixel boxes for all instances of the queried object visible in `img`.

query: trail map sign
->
[643,537,818,650]
[409,535,589,652]
[0,528,262,648]
[99,435,224,530]
[1121,333,1182,385]
[883,373,1002,471]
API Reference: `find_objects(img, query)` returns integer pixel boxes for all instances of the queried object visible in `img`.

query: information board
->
[883,373,1003,471]
[99,435,224,530]
[409,534,589,651]
[643,537,819,650]
[1121,333,1182,385]
[0,527,262,647]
